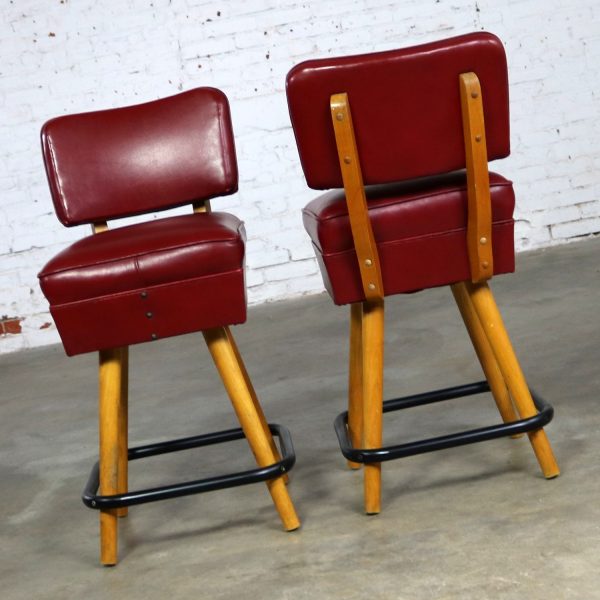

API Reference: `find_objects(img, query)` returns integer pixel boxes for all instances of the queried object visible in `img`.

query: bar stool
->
[286,32,559,515]
[38,87,299,565]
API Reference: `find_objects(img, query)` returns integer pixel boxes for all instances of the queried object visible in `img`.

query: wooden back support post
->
[459,72,494,283]
[193,200,212,213]
[330,93,384,300]
[92,198,212,235]
[92,221,109,234]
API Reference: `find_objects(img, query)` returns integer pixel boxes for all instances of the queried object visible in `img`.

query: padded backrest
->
[286,32,510,190]
[41,87,238,226]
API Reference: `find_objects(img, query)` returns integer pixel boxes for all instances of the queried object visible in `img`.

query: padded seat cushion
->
[39,212,247,355]
[40,212,244,303]
[302,171,515,305]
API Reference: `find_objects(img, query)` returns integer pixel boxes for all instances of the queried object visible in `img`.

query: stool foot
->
[267,477,301,531]
[364,464,381,515]
[100,510,118,566]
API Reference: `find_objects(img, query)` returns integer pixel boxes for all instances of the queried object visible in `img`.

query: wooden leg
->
[203,327,300,531]
[98,348,126,566]
[362,298,384,514]
[116,347,129,517]
[451,283,520,428]
[465,281,560,479]
[347,302,364,470]
[224,327,288,484]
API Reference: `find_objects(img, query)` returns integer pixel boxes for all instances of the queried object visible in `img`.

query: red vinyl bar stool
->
[38,88,299,565]
[286,32,559,515]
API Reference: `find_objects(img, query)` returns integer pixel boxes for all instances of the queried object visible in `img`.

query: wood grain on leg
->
[362,299,384,514]
[224,326,288,483]
[466,281,560,478]
[348,302,364,470]
[203,327,300,530]
[451,283,519,428]
[99,348,122,566]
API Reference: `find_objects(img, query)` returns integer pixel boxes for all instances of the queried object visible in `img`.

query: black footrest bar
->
[83,424,295,510]
[334,381,554,464]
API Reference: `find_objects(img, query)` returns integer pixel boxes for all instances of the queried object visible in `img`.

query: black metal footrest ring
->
[82,424,295,510]
[334,381,554,464]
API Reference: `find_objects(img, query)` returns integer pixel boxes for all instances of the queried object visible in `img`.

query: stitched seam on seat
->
[316,219,514,257]
[302,181,513,222]
[48,267,245,307]
[41,234,243,276]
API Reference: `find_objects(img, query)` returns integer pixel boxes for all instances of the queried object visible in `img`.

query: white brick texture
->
[1,0,599,352]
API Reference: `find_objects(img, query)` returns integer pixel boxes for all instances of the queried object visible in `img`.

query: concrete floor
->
[1,237,599,599]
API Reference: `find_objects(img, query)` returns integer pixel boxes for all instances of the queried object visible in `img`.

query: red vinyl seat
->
[39,212,246,355]
[38,87,299,566]
[286,32,559,516]
[302,171,515,305]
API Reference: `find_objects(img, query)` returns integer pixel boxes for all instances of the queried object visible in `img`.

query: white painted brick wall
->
[1,0,599,353]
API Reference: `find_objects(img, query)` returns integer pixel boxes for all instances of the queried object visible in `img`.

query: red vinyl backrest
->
[41,87,238,226]
[286,32,510,190]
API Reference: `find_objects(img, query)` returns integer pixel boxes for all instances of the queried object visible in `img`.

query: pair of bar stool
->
[38,32,559,565]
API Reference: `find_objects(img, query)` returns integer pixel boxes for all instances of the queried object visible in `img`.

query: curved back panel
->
[286,32,509,190]
[41,88,238,226]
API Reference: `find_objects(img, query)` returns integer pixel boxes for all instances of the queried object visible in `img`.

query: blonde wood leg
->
[116,346,129,517]
[224,327,288,484]
[451,283,520,430]
[362,298,384,514]
[465,281,560,479]
[98,348,123,566]
[203,327,300,531]
[348,302,364,470]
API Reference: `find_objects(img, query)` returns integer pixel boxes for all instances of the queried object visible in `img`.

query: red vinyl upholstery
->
[41,87,238,226]
[38,88,247,356]
[286,32,509,190]
[286,32,515,303]
[303,172,515,305]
